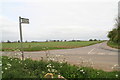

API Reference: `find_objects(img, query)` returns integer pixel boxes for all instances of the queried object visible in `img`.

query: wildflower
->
[51,69,54,72]
[47,64,52,68]
[60,62,62,64]
[1,71,3,74]
[19,61,21,63]
[83,72,85,74]
[97,72,100,75]
[7,63,11,66]
[58,75,65,79]
[5,68,7,70]
[60,66,62,68]
[111,67,114,69]
[116,74,118,78]
[80,69,84,72]
[48,69,50,72]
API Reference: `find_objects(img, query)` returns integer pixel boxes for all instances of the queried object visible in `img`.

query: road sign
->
[19,16,29,60]
[21,18,29,24]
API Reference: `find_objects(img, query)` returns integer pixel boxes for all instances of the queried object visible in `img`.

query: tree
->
[25,40,28,43]
[53,40,56,42]
[89,39,93,41]
[18,40,20,43]
[94,39,97,41]
[64,40,67,42]
[46,40,48,42]
[108,17,120,44]
[7,40,11,43]
[57,40,59,42]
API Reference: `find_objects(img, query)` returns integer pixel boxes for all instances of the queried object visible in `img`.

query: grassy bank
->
[2,41,104,51]
[107,41,120,49]
[1,56,119,79]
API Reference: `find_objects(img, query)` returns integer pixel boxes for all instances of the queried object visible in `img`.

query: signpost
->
[19,16,29,60]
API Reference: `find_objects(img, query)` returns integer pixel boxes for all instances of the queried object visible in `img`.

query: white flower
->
[60,66,62,68]
[80,69,84,72]
[1,71,3,74]
[111,67,114,69]
[116,74,118,78]
[48,69,50,72]
[47,64,52,68]
[97,72,100,74]
[114,64,118,67]
[7,63,11,66]
[51,69,55,72]
[60,62,62,64]
[83,72,85,74]
[5,68,7,70]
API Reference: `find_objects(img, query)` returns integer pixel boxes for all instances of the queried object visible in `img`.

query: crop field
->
[2,41,104,51]
[1,56,119,78]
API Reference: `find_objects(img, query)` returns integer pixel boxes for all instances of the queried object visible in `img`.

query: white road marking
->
[97,53,105,55]
[88,43,103,55]
[88,48,96,54]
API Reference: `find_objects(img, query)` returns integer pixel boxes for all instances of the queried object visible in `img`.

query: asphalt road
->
[2,41,119,71]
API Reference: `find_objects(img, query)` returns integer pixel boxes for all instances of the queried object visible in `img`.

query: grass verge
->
[2,56,119,79]
[107,41,120,49]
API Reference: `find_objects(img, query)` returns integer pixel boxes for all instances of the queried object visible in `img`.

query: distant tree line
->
[3,39,100,43]
[107,17,120,44]
[89,39,99,41]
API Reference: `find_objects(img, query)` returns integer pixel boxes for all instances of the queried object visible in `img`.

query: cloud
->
[1,0,118,41]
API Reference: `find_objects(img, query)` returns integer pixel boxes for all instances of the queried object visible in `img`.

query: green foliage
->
[2,41,104,51]
[2,56,120,78]
[108,17,120,44]
[107,41,120,49]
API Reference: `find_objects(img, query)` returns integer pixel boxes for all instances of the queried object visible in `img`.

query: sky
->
[0,0,119,42]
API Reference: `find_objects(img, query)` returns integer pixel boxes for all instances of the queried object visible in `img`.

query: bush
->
[2,56,120,78]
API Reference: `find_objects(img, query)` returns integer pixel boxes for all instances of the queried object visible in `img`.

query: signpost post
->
[19,16,29,60]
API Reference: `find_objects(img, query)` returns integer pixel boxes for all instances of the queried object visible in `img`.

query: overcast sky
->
[0,0,119,41]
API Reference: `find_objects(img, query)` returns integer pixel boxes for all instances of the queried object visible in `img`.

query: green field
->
[2,41,104,51]
[107,41,120,49]
[1,56,119,78]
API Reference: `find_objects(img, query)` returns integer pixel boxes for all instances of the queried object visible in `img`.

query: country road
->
[2,41,119,71]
